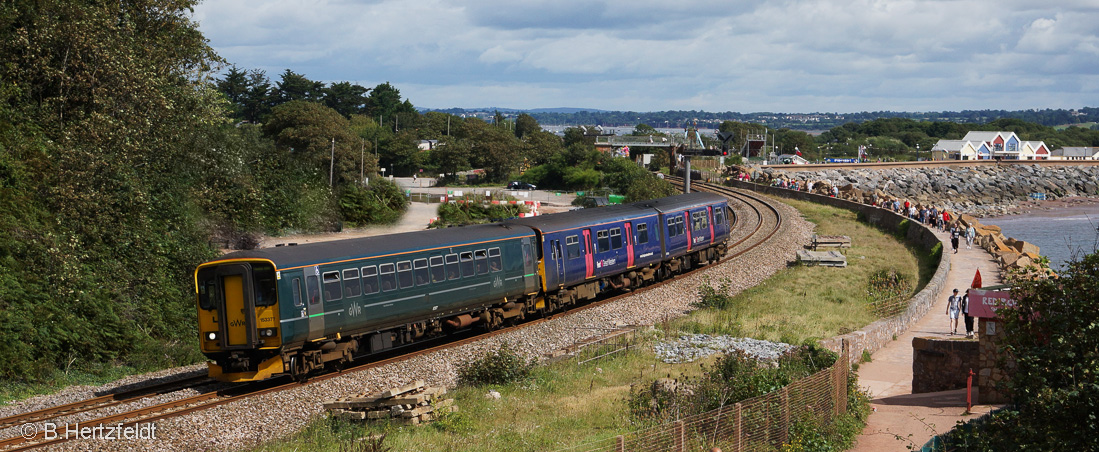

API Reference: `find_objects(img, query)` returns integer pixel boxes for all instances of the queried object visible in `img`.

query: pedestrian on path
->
[962,289,975,338]
[966,224,975,249]
[950,227,961,254]
[947,289,961,334]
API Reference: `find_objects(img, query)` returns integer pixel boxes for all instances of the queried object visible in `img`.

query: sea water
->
[984,205,1099,272]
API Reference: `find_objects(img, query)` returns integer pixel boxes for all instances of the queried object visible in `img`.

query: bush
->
[339,178,409,226]
[694,277,740,311]
[456,342,533,387]
[629,345,838,422]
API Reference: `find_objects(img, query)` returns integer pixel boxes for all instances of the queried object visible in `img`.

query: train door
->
[625,222,635,268]
[219,264,255,348]
[707,206,715,244]
[684,211,692,251]
[551,239,565,285]
[304,266,324,341]
[582,229,594,278]
[522,239,538,291]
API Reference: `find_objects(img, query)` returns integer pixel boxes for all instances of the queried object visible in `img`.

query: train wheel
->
[289,355,309,383]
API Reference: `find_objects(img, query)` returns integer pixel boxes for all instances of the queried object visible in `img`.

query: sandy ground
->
[257,177,576,249]
[992,195,1099,218]
[851,227,1006,451]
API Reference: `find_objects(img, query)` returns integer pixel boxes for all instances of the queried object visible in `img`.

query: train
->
[194,192,731,382]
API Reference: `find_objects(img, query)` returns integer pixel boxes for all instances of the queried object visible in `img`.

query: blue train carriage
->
[506,192,729,312]
[194,223,539,382]
[649,192,731,272]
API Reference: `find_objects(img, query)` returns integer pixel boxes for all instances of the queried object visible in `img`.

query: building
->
[1050,146,1099,161]
[931,131,1050,161]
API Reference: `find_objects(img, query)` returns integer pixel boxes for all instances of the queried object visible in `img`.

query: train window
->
[252,264,278,306]
[379,263,396,292]
[597,230,609,252]
[474,250,489,275]
[429,256,446,282]
[714,207,725,225]
[610,228,622,249]
[196,268,217,310]
[696,211,708,230]
[637,223,649,244]
[676,216,685,236]
[522,242,533,268]
[292,278,302,307]
[306,275,321,305]
[667,218,677,237]
[343,268,361,297]
[414,259,430,286]
[565,235,580,259]
[397,261,413,289]
[488,248,502,272]
[322,271,342,301]
[460,252,474,278]
[362,266,379,294]
[446,254,461,280]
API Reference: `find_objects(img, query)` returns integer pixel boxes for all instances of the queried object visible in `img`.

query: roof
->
[932,140,970,151]
[506,192,725,233]
[1053,147,1098,158]
[962,131,1005,143]
[212,223,534,270]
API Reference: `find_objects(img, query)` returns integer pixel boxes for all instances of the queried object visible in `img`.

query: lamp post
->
[916,143,920,162]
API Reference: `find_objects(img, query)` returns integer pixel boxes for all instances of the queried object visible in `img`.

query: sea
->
[983,203,1099,272]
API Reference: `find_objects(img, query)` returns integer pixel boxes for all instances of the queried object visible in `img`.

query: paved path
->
[851,226,1005,451]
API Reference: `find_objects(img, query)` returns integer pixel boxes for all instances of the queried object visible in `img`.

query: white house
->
[1050,147,1099,160]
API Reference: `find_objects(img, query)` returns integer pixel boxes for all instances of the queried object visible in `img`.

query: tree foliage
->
[946,252,1099,450]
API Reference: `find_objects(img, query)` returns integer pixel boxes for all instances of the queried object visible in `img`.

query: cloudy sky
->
[192,0,1099,113]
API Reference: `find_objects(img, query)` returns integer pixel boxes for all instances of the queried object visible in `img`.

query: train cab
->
[195,259,285,382]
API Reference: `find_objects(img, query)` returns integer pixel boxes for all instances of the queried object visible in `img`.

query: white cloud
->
[193,0,1099,112]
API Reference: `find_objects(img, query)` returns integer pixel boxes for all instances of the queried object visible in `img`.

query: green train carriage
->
[195,223,539,382]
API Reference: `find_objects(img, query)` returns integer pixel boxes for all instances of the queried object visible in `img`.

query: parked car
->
[507,181,536,190]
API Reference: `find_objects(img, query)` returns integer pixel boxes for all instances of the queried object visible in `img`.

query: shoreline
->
[986,196,1099,219]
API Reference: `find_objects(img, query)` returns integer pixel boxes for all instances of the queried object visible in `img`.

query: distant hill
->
[421,107,605,114]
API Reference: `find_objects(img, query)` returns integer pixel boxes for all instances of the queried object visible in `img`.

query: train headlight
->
[206,332,217,341]
[258,328,278,338]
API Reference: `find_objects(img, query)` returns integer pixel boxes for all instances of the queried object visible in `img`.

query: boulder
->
[1013,240,1040,256]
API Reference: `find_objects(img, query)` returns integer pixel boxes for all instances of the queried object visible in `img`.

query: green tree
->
[263,100,377,187]
[216,65,249,118]
[0,0,226,381]
[324,81,370,118]
[241,69,273,123]
[947,252,1099,450]
[274,69,325,104]
[514,113,540,139]
[365,82,417,125]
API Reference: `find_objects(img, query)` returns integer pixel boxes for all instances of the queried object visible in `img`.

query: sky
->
[191,0,1099,113]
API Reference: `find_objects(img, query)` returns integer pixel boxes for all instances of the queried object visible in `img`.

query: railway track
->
[0,182,786,451]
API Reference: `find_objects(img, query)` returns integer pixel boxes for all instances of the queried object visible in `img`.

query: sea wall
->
[726,180,951,364]
[911,337,979,393]
[755,164,1099,217]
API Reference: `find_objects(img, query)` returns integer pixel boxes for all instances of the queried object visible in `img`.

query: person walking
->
[947,289,961,335]
[962,289,975,338]
[950,226,961,254]
[966,224,976,249]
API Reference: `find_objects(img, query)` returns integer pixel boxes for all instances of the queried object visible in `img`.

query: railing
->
[559,342,850,452]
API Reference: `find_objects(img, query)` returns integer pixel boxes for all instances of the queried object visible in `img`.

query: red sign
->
[967,289,1014,319]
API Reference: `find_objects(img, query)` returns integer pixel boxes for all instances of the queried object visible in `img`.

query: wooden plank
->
[379,380,425,398]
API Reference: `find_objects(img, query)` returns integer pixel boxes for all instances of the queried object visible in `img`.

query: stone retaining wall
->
[911,337,979,393]
[727,180,951,363]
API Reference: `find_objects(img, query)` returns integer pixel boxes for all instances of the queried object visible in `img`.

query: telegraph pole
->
[330,138,335,187]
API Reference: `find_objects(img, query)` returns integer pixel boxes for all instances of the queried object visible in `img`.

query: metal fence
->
[559,341,851,452]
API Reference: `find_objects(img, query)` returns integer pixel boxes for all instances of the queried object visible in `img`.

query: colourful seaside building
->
[931,131,1049,161]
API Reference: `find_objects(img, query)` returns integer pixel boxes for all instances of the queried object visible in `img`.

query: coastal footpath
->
[756,164,1099,217]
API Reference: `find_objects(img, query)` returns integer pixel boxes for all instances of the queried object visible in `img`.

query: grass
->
[250,197,926,452]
